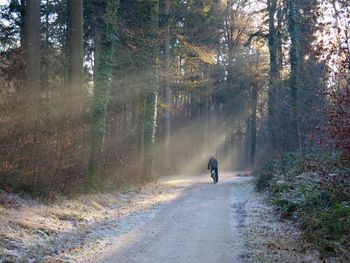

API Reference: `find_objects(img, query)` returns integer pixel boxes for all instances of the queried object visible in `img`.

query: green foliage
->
[258,152,350,256]
[255,159,279,191]
[88,0,119,186]
[142,0,159,181]
[256,152,306,191]
[302,202,350,250]
[282,153,306,178]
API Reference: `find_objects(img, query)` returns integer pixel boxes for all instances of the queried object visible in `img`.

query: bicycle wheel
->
[211,170,216,184]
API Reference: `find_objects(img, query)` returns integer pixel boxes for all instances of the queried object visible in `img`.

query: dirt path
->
[1,172,322,262]
[95,173,320,263]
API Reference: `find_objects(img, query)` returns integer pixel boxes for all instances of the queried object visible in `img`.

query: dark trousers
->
[211,167,218,183]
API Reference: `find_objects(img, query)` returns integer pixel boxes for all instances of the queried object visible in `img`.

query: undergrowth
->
[256,152,350,260]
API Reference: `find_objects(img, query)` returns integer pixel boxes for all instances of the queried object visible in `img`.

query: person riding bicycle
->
[207,155,218,184]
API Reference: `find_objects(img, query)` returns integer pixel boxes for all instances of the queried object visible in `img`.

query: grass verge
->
[255,152,350,260]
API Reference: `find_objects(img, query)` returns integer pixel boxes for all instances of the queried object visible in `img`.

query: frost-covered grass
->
[255,152,350,261]
[0,183,182,262]
[231,178,321,263]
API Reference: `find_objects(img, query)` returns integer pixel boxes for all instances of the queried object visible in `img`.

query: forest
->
[0,0,349,260]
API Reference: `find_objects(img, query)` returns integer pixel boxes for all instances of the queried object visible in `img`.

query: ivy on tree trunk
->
[164,0,172,169]
[267,0,278,137]
[142,0,160,181]
[288,0,301,150]
[88,0,119,187]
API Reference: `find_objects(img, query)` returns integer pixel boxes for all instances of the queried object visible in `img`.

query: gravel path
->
[0,172,327,262]
[95,173,321,263]
[98,172,238,263]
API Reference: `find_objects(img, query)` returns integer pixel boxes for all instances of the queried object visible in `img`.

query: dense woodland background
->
[0,0,349,257]
[0,0,348,191]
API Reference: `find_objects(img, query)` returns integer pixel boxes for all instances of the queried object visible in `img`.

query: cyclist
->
[207,155,218,184]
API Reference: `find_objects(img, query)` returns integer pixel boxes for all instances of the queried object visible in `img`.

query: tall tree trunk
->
[20,0,26,52]
[67,0,84,111]
[246,115,251,166]
[24,0,41,125]
[164,0,172,169]
[42,0,50,92]
[267,0,278,138]
[143,0,160,181]
[250,85,257,167]
[277,0,283,72]
[93,29,101,89]
[88,0,119,187]
[203,94,209,156]
[15,0,26,94]
[288,0,300,150]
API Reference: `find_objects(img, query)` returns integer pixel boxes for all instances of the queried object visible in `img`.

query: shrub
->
[302,202,350,255]
[257,152,350,257]
[255,159,280,191]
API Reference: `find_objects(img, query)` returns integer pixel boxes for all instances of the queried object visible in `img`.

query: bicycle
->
[210,169,217,184]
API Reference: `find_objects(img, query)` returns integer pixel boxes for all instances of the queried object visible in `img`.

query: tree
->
[88,0,119,186]
[249,83,258,167]
[297,0,325,151]
[267,0,279,139]
[67,0,83,110]
[143,0,160,181]
[23,0,40,125]
[287,0,300,150]
[163,0,172,169]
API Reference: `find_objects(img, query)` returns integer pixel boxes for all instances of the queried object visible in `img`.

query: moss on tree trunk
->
[142,0,159,181]
[88,0,119,187]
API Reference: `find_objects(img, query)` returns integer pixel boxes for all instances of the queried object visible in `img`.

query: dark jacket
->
[207,157,218,169]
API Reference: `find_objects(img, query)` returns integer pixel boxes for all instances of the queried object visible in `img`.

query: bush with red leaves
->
[324,82,350,162]
[317,0,350,163]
